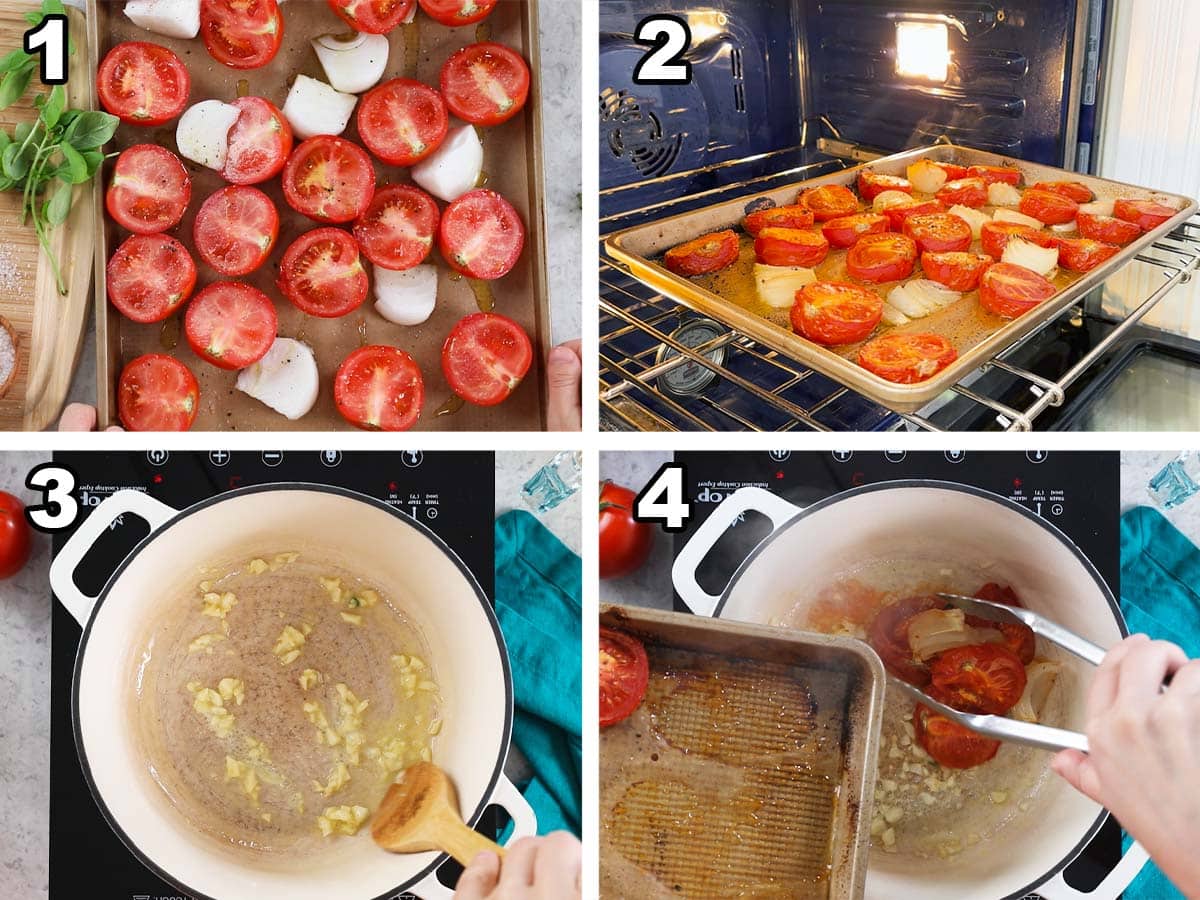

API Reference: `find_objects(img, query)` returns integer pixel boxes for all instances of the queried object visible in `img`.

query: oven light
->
[895,21,950,82]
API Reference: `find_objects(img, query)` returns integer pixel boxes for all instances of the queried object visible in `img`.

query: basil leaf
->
[57,142,87,183]
[58,108,79,128]
[23,11,40,26]
[81,148,103,176]
[44,181,72,226]
[13,121,32,144]
[66,110,118,150]
[41,84,65,128]
[0,48,29,74]
[1,141,29,179]
[42,0,66,15]
[0,175,13,191]
[0,64,34,110]
[0,130,10,151]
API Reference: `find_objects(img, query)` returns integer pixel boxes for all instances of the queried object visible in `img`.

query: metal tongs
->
[889,592,1109,754]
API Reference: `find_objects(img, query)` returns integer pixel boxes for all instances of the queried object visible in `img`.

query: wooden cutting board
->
[0,3,94,431]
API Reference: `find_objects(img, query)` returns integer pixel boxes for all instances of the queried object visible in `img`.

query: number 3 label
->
[633,15,692,85]
[25,463,79,532]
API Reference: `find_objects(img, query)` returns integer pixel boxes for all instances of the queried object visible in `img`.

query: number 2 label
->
[633,15,692,85]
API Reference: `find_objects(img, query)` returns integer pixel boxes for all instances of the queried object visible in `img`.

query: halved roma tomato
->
[663,230,738,276]
[1020,189,1079,225]
[920,251,991,292]
[798,184,858,221]
[1077,212,1141,245]
[913,703,1001,769]
[882,198,945,231]
[200,0,284,69]
[118,354,199,431]
[967,164,1022,186]
[193,186,278,276]
[930,160,969,181]
[743,204,814,236]
[903,213,972,253]
[441,312,533,406]
[792,281,882,346]
[867,596,947,686]
[221,96,292,185]
[334,345,425,431]
[600,627,649,727]
[282,136,376,224]
[936,177,987,208]
[328,0,414,34]
[858,332,957,384]
[357,79,449,166]
[419,0,497,26]
[979,262,1056,319]
[353,184,440,271]
[1032,181,1093,204]
[1114,198,1177,232]
[106,144,190,234]
[971,582,1036,664]
[97,41,189,125]
[930,644,1027,715]
[821,212,888,249]
[857,171,911,203]
[439,189,525,279]
[107,234,196,323]
[981,221,1042,259]
[846,233,917,283]
[277,227,368,318]
[1057,237,1120,273]
[755,227,829,268]
[440,42,530,127]
[184,281,277,370]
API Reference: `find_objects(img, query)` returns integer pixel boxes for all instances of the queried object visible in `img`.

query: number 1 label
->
[24,13,68,85]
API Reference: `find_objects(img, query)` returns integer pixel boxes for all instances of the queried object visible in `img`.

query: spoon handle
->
[437,818,506,867]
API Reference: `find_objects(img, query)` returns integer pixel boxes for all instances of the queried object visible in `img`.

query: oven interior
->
[598,0,1200,432]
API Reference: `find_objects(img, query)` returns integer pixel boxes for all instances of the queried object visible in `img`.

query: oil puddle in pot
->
[132,550,440,859]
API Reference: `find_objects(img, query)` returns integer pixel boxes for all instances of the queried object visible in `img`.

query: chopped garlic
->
[202,591,238,620]
[317,804,369,837]
[340,611,363,626]
[245,736,271,763]
[273,624,308,665]
[218,677,245,706]
[428,718,442,736]
[271,552,299,571]
[188,633,226,654]
[246,558,270,575]
[318,576,344,605]
[991,790,1008,805]
[299,668,323,691]
[192,687,235,738]
[313,761,352,797]
[346,588,380,609]
[303,700,340,747]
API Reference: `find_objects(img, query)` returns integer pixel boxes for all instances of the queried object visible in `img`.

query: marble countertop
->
[61,0,581,426]
[0,450,578,898]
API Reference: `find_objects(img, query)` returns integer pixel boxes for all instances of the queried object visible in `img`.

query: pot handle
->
[412,775,539,900]
[1035,839,1150,900]
[671,487,801,617]
[48,490,176,627]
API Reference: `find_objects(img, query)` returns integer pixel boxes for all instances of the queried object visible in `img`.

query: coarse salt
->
[0,323,15,391]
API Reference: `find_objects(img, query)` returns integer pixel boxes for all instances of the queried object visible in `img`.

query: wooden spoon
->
[372,762,505,865]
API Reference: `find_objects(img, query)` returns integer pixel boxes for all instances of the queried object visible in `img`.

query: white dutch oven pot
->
[49,485,536,900]
[672,481,1148,900]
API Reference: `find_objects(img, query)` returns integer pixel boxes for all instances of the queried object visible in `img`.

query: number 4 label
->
[25,463,79,533]
[635,463,692,532]
[633,15,692,85]
[24,14,68,85]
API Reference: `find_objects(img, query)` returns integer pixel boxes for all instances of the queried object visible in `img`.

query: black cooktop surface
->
[670,450,1124,897]
[49,451,495,900]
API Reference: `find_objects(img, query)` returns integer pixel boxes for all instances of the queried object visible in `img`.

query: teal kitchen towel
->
[495,509,582,837]
[1118,505,1200,900]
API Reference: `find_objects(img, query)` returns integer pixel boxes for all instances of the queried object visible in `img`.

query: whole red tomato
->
[0,491,32,579]
[599,481,654,579]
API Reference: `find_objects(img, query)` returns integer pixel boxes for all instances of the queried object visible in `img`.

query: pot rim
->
[711,478,1128,900]
[69,481,513,900]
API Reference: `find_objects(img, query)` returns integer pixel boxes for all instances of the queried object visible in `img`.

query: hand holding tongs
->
[889,592,1110,755]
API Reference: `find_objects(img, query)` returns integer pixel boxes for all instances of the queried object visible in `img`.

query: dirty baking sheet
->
[91,0,548,430]
[599,605,884,900]
[605,144,1198,413]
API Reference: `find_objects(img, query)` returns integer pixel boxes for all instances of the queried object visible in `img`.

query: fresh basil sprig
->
[0,0,116,295]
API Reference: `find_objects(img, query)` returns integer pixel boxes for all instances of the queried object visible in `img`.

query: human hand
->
[454,833,581,900]
[1052,634,1200,896]
[545,340,581,432]
[58,402,124,432]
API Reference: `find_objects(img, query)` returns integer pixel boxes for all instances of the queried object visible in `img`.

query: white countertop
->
[61,0,582,427]
[0,450,579,898]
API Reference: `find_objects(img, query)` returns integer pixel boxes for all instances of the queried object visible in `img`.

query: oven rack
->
[599,218,1200,432]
